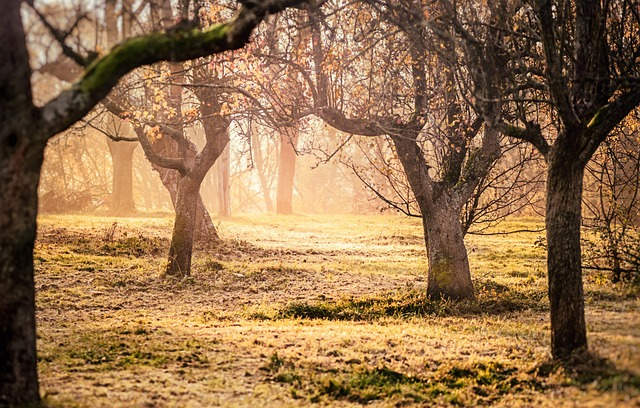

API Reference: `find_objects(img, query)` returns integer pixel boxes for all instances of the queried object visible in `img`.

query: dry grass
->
[34,213,640,407]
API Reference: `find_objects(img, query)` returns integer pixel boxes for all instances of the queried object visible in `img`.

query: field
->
[34,214,640,407]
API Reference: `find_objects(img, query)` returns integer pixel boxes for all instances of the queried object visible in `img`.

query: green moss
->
[586,104,609,129]
[67,337,167,368]
[313,367,425,403]
[430,257,454,288]
[78,23,229,95]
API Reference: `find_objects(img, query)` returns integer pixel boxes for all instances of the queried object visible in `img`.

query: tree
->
[0,0,304,404]
[302,1,503,299]
[445,0,640,358]
[276,126,299,213]
[37,0,221,237]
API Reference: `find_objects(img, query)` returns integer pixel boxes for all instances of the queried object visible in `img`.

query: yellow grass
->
[34,214,640,407]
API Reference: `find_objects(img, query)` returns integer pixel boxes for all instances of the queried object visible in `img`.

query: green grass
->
[271,281,544,321]
[33,213,640,407]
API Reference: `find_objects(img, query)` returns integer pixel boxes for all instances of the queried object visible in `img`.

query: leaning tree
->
[0,0,305,405]
[298,0,505,299]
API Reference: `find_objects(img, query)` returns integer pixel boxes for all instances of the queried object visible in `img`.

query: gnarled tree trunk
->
[107,139,137,215]
[423,200,474,299]
[166,176,199,277]
[393,133,475,300]
[546,152,587,358]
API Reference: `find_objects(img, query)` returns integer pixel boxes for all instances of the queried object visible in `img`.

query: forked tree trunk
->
[276,128,299,214]
[166,176,199,277]
[107,139,137,215]
[131,106,219,243]
[546,156,587,358]
[423,201,474,300]
[154,164,219,242]
[0,142,44,406]
[392,134,475,300]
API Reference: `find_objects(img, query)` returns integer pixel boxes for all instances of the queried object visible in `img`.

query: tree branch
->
[579,87,640,164]
[133,126,188,174]
[496,121,549,160]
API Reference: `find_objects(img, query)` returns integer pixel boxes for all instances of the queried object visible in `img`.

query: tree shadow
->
[532,351,640,392]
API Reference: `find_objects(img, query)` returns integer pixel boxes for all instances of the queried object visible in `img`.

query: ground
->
[34,214,640,407]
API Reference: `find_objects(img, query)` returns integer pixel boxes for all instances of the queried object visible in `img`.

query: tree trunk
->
[546,157,587,359]
[252,131,274,212]
[423,200,475,300]
[0,0,42,403]
[107,139,137,215]
[166,176,199,277]
[216,144,231,217]
[0,143,44,406]
[276,128,299,214]
[132,126,219,241]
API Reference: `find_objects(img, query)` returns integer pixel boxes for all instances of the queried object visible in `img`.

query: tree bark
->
[546,153,588,358]
[276,128,298,214]
[423,201,474,300]
[0,0,42,403]
[107,139,137,215]
[165,176,199,277]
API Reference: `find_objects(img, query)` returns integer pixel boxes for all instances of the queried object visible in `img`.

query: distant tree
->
[0,0,304,405]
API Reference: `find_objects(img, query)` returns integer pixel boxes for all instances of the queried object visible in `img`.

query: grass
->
[33,213,640,407]
[305,361,543,405]
[269,280,544,322]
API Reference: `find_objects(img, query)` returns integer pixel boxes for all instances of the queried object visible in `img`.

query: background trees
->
[0,0,304,404]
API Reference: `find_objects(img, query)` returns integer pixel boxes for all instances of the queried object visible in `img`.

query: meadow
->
[34,214,640,407]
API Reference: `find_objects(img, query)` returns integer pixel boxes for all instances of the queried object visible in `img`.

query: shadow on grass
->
[259,280,546,321]
[267,357,545,406]
[269,352,639,406]
[533,351,640,392]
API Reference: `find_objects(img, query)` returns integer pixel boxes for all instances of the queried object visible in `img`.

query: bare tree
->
[301,1,505,299]
[445,0,640,358]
